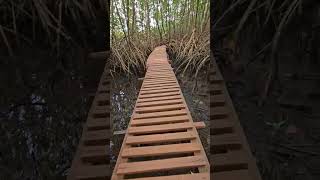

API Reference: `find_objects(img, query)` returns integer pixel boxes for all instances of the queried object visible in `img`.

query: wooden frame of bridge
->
[111,45,210,179]
[66,46,263,180]
[210,57,262,180]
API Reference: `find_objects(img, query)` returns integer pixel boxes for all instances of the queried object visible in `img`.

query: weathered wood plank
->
[117,156,206,175]
[122,143,200,157]
[126,131,196,145]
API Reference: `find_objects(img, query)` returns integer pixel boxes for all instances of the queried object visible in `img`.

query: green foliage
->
[0,0,106,56]
[111,0,210,75]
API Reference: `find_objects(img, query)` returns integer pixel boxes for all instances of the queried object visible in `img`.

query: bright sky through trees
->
[111,0,210,40]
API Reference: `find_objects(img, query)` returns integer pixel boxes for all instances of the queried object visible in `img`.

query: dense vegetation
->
[0,0,107,55]
[0,1,106,179]
[212,0,320,105]
[213,1,320,180]
[110,0,210,76]
[1,0,319,179]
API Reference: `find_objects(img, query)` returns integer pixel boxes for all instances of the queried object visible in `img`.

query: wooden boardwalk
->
[210,58,262,180]
[66,46,263,180]
[111,45,210,179]
[67,62,111,180]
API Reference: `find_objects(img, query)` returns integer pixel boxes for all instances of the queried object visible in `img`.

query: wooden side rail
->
[210,59,262,180]
[67,62,111,180]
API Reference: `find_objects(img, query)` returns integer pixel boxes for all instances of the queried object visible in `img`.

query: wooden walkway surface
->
[67,62,111,180]
[111,45,210,179]
[66,46,263,180]
[210,58,262,180]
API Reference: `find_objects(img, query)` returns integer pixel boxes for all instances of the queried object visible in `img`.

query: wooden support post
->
[194,122,206,129]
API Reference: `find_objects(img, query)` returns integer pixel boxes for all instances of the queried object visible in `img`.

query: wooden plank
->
[142,81,177,86]
[148,63,170,66]
[129,173,209,180]
[145,75,175,79]
[122,143,200,157]
[126,131,196,145]
[146,72,175,76]
[145,72,174,76]
[139,91,181,99]
[147,64,170,66]
[211,106,229,120]
[131,115,189,126]
[144,77,176,82]
[145,68,172,71]
[146,69,173,73]
[210,150,249,172]
[211,94,226,107]
[74,165,110,180]
[144,77,176,81]
[135,104,185,113]
[141,85,180,91]
[95,93,109,101]
[145,73,175,77]
[209,88,223,95]
[94,105,110,111]
[147,69,173,72]
[80,146,108,163]
[144,78,176,83]
[143,81,178,86]
[128,122,193,134]
[210,73,224,84]
[210,134,242,151]
[117,156,206,175]
[147,67,171,69]
[133,109,187,119]
[86,118,109,130]
[140,88,180,95]
[209,84,223,94]
[142,82,178,88]
[91,109,109,118]
[210,119,234,135]
[136,99,183,107]
[193,122,206,129]
[148,62,169,65]
[82,129,109,146]
[137,95,181,103]
[96,100,109,106]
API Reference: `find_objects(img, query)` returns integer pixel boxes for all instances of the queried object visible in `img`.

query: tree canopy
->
[110,0,210,75]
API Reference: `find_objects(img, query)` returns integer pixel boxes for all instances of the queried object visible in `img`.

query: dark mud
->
[110,74,139,168]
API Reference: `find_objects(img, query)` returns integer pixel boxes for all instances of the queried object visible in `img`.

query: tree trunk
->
[132,0,136,35]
